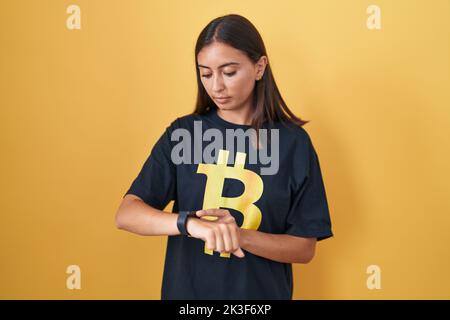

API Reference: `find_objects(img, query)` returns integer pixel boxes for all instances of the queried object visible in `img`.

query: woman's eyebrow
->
[197,62,240,69]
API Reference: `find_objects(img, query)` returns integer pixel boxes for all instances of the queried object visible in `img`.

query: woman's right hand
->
[186,209,245,258]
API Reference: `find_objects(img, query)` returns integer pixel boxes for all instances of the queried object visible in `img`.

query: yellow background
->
[1,0,449,299]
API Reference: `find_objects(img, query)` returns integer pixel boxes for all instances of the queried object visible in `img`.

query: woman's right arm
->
[115,194,182,236]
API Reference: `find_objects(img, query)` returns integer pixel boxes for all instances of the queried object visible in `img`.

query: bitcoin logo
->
[197,149,264,258]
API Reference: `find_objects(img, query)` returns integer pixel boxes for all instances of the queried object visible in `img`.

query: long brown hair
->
[193,14,310,133]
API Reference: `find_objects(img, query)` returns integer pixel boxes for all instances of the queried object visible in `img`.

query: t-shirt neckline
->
[209,107,253,130]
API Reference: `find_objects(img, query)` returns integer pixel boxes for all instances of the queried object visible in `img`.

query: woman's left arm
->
[239,229,316,264]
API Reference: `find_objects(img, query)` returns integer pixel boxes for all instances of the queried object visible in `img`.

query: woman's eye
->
[201,72,236,79]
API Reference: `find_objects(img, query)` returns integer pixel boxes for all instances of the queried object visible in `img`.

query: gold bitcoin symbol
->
[196,149,264,258]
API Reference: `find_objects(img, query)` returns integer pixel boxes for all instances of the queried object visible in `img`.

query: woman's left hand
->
[195,208,245,257]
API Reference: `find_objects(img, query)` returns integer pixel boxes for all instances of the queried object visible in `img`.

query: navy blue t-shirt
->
[124,107,333,299]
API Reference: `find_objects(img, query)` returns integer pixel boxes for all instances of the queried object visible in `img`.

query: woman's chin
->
[215,103,237,111]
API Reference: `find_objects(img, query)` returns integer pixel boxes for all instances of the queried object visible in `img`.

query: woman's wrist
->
[239,228,249,248]
[185,216,198,236]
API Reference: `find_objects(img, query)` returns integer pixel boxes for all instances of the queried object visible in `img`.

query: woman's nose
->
[211,74,225,92]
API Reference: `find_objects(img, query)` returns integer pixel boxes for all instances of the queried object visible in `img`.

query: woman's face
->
[197,42,266,112]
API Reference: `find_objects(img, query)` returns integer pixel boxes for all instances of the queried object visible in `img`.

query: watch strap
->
[177,211,197,236]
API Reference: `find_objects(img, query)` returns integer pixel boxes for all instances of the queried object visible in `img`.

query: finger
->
[215,228,224,253]
[197,208,227,218]
[205,230,216,251]
[205,208,222,216]
[195,209,206,217]
[228,225,240,253]
[196,210,219,222]
[221,224,232,253]
[217,209,231,217]
[232,247,245,258]
[223,214,236,224]
[196,209,215,218]
[211,212,235,225]
[194,210,202,218]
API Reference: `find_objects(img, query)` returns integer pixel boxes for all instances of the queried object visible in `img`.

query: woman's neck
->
[216,105,253,126]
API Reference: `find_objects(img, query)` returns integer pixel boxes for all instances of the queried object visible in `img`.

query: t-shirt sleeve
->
[285,132,333,241]
[123,122,177,210]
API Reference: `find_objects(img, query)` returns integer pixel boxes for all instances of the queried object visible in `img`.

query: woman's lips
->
[215,97,231,103]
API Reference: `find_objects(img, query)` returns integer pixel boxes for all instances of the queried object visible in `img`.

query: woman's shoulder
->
[275,120,312,146]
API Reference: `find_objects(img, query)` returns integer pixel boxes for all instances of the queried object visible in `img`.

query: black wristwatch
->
[177,211,198,236]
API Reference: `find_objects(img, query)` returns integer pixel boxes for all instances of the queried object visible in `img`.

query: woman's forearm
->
[116,198,180,236]
[239,229,316,264]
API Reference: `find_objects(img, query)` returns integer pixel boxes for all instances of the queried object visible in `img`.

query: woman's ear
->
[256,56,268,80]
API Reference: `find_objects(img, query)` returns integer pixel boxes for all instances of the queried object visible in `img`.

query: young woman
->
[116,14,333,300]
